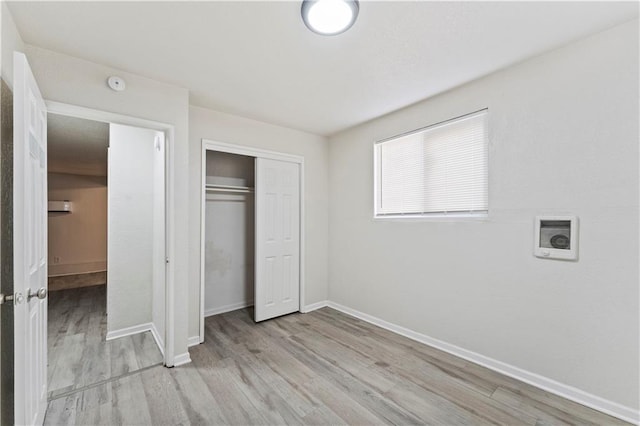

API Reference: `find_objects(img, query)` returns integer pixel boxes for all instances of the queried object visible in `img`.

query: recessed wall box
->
[48,200,72,212]
[534,215,578,260]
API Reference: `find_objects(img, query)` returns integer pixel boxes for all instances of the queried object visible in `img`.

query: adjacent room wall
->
[24,44,190,362]
[189,105,329,340]
[152,132,166,348]
[47,173,107,276]
[107,124,164,337]
[328,19,639,412]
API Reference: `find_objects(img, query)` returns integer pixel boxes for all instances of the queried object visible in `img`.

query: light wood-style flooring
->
[47,285,163,400]
[45,306,629,425]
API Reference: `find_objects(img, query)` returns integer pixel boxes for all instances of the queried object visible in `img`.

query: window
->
[374,110,488,218]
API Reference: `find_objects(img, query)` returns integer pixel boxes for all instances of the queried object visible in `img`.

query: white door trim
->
[199,139,305,343]
[45,101,177,366]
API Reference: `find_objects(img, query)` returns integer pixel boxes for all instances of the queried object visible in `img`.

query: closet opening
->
[204,151,256,317]
[199,140,305,342]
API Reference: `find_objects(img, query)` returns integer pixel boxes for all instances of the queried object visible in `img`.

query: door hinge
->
[0,293,12,305]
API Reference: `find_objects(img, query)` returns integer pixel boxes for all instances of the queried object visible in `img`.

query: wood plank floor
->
[47,285,163,399]
[45,307,630,425]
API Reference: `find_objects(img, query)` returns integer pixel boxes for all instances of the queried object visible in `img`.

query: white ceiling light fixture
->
[301,0,359,36]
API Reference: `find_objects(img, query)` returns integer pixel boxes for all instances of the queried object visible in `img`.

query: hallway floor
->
[47,285,163,401]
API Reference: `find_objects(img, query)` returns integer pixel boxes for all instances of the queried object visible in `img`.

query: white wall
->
[328,20,639,412]
[47,173,107,275]
[108,125,165,342]
[23,45,191,360]
[189,106,329,339]
[108,124,156,333]
[152,132,166,346]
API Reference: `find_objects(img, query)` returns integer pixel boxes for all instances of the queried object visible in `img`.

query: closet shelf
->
[205,184,254,194]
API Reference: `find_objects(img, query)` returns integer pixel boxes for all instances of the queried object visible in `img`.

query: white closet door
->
[255,158,300,322]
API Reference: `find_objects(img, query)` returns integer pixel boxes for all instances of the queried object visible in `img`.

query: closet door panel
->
[255,158,300,322]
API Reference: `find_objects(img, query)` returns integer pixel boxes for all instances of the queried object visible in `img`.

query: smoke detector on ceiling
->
[107,76,126,92]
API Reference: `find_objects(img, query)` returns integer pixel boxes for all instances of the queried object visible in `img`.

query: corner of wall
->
[172,352,192,367]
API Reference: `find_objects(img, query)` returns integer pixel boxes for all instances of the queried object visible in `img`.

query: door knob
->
[27,288,47,302]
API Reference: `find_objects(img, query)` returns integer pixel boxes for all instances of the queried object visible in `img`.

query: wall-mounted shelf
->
[205,184,254,194]
[48,200,72,212]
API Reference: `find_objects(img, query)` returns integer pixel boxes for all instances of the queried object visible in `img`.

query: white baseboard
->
[205,301,253,317]
[188,335,202,347]
[149,323,165,356]
[301,300,329,313]
[173,352,191,367]
[48,260,107,277]
[327,301,639,425]
[106,322,152,341]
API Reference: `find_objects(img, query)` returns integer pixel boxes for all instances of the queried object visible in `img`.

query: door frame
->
[198,139,305,343]
[45,101,177,366]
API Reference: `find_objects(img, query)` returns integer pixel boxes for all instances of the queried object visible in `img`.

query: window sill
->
[373,212,489,222]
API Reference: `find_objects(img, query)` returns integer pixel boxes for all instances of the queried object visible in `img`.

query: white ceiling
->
[8,1,638,136]
[48,114,109,176]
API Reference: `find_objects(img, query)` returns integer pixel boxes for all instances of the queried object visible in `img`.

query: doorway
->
[10,53,176,424]
[45,114,167,402]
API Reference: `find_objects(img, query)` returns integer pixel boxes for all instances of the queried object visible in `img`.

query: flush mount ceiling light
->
[301,0,359,36]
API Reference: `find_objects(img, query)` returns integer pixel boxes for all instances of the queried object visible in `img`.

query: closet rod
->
[205,187,254,194]
[205,184,253,190]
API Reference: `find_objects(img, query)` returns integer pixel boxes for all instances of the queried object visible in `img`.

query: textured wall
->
[328,20,639,410]
[107,124,158,334]
[0,78,15,426]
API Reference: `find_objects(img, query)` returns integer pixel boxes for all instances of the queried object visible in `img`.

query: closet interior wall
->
[204,151,255,316]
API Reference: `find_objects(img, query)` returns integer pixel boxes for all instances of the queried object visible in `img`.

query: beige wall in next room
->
[48,172,107,276]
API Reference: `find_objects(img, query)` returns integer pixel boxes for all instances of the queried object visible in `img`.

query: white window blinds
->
[375,110,488,217]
